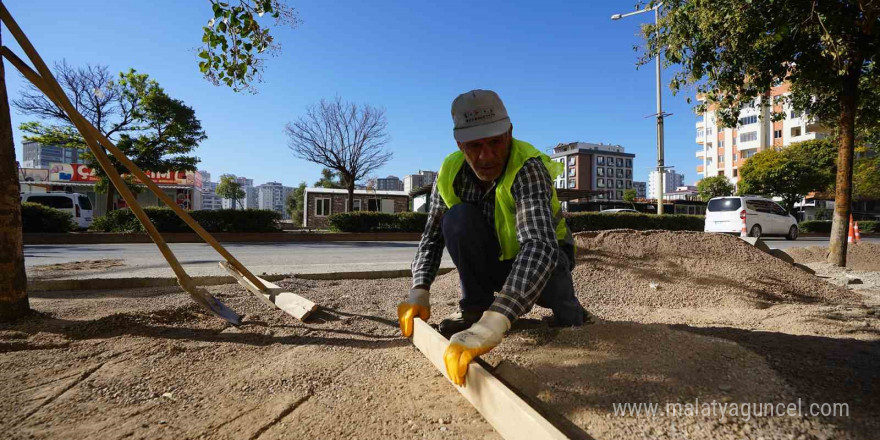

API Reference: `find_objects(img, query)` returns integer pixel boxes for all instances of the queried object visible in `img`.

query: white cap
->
[451,89,512,143]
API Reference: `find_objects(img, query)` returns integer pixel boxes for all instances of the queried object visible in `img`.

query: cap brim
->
[453,118,511,143]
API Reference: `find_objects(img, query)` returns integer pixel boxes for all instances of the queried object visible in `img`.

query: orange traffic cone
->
[848,214,855,243]
[740,211,748,238]
[854,220,861,243]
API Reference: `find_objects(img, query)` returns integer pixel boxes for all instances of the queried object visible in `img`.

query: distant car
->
[704,196,798,240]
[600,208,640,213]
[21,191,94,229]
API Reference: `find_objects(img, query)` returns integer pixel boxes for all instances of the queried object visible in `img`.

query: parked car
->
[21,191,94,229]
[600,208,639,213]
[704,196,798,240]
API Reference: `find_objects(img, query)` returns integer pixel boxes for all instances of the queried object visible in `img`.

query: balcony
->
[695,120,705,129]
[695,149,705,158]
[696,165,704,174]
[805,119,830,134]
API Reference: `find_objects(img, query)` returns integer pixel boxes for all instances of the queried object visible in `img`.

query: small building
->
[663,185,700,201]
[303,188,409,229]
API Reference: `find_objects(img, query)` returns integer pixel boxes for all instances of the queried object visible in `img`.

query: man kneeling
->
[398,89,589,386]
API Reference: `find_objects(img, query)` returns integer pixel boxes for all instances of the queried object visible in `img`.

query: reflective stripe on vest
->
[436,138,570,261]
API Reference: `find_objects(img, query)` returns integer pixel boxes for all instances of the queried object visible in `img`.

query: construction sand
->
[2,230,878,439]
[786,242,880,272]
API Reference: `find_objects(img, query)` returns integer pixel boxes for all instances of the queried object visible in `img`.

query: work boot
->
[547,308,595,328]
[438,310,484,339]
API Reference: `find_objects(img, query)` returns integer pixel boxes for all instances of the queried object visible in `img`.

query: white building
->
[664,185,700,201]
[257,181,293,219]
[695,83,829,187]
[647,170,684,202]
[221,176,258,209]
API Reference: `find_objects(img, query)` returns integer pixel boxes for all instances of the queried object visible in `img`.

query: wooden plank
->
[220,262,318,321]
[411,318,569,440]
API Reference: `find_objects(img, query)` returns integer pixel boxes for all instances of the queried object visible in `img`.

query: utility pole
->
[612,3,671,214]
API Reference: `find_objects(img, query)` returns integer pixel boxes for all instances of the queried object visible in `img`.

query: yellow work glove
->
[443,311,511,386]
[397,287,430,337]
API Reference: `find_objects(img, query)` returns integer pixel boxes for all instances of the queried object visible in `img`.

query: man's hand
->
[443,311,510,386]
[397,287,430,337]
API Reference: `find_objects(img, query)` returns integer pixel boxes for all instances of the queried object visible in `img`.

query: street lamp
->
[612,3,672,214]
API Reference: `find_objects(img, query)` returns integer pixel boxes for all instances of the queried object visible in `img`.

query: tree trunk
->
[827,71,860,267]
[0,21,30,321]
[347,185,354,213]
[105,183,115,212]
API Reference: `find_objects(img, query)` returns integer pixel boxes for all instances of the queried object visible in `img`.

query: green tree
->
[18,68,205,211]
[696,175,735,202]
[738,141,836,214]
[641,0,880,266]
[199,1,300,93]
[284,181,307,225]
[314,168,344,189]
[622,188,637,209]
[216,174,245,209]
[853,145,880,200]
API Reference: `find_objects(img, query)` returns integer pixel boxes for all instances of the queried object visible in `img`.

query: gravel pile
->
[786,242,880,272]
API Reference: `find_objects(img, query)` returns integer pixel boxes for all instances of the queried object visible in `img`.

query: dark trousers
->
[442,203,586,325]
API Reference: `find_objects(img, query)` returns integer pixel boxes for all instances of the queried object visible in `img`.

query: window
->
[597,178,605,188]
[367,198,381,212]
[617,191,624,200]
[791,126,802,137]
[28,195,73,209]
[597,167,604,177]
[733,169,739,177]
[774,130,782,139]
[569,167,576,177]
[568,179,576,188]
[790,110,796,119]
[708,198,741,212]
[738,115,758,126]
[718,170,725,176]
[617,169,624,178]
[732,135,737,145]
[616,158,624,167]
[707,158,713,165]
[617,180,624,189]
[597,156,604,165]
[352,199,361,211]
[732,153,738,161]
[78,195,92,210]
[626,159,632,168]
[315,198,331,216]
[719,154,725,163]
[625,170,632,178]
[697,129,704,138]
[607,167,613,175]
[740,131,758,142]
[626,180,632,189]
[568,157,576,165]
[719,140,725,148]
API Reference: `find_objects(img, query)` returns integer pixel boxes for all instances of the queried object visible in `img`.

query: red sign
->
[48,163,196,186]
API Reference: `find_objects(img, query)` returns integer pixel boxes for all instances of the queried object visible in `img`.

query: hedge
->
[799,220,878,234]
[91,207,281,233]
[564,212,705,232]
[21,202,77,233]
[328,211,428,232]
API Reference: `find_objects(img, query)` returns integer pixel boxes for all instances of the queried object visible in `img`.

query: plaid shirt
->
[411,155,569,322]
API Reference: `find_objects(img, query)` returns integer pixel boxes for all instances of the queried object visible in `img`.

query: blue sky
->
[6,0,701,187]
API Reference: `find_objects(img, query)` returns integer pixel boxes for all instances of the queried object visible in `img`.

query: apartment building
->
[403,170,437,193]
[696,84,829,186]
[633,181,647,199]
[221,176,258,209]
[257,181,293,219]
[375,175,404,191]
[647,170,685,202]
[550,142,635,201]
[21,140,87,168]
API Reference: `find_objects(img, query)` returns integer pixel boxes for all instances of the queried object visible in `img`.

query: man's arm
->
[411,182,447,289]
[488,158,559,322]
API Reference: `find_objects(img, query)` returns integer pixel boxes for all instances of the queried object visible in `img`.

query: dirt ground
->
[2,231,878,439]
[30,259,126,280]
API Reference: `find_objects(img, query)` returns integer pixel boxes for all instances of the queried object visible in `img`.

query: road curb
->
[23,231,423,245]
[27,268,456,292]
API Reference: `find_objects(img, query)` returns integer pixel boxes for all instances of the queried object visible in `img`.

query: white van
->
[704,196,798,240]
[21,192,94,229]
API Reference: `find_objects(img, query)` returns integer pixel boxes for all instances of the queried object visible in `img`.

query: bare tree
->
[285,96,392,212]
[13,60,136,140]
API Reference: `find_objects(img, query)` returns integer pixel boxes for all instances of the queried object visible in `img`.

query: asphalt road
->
[24,237,877,279]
